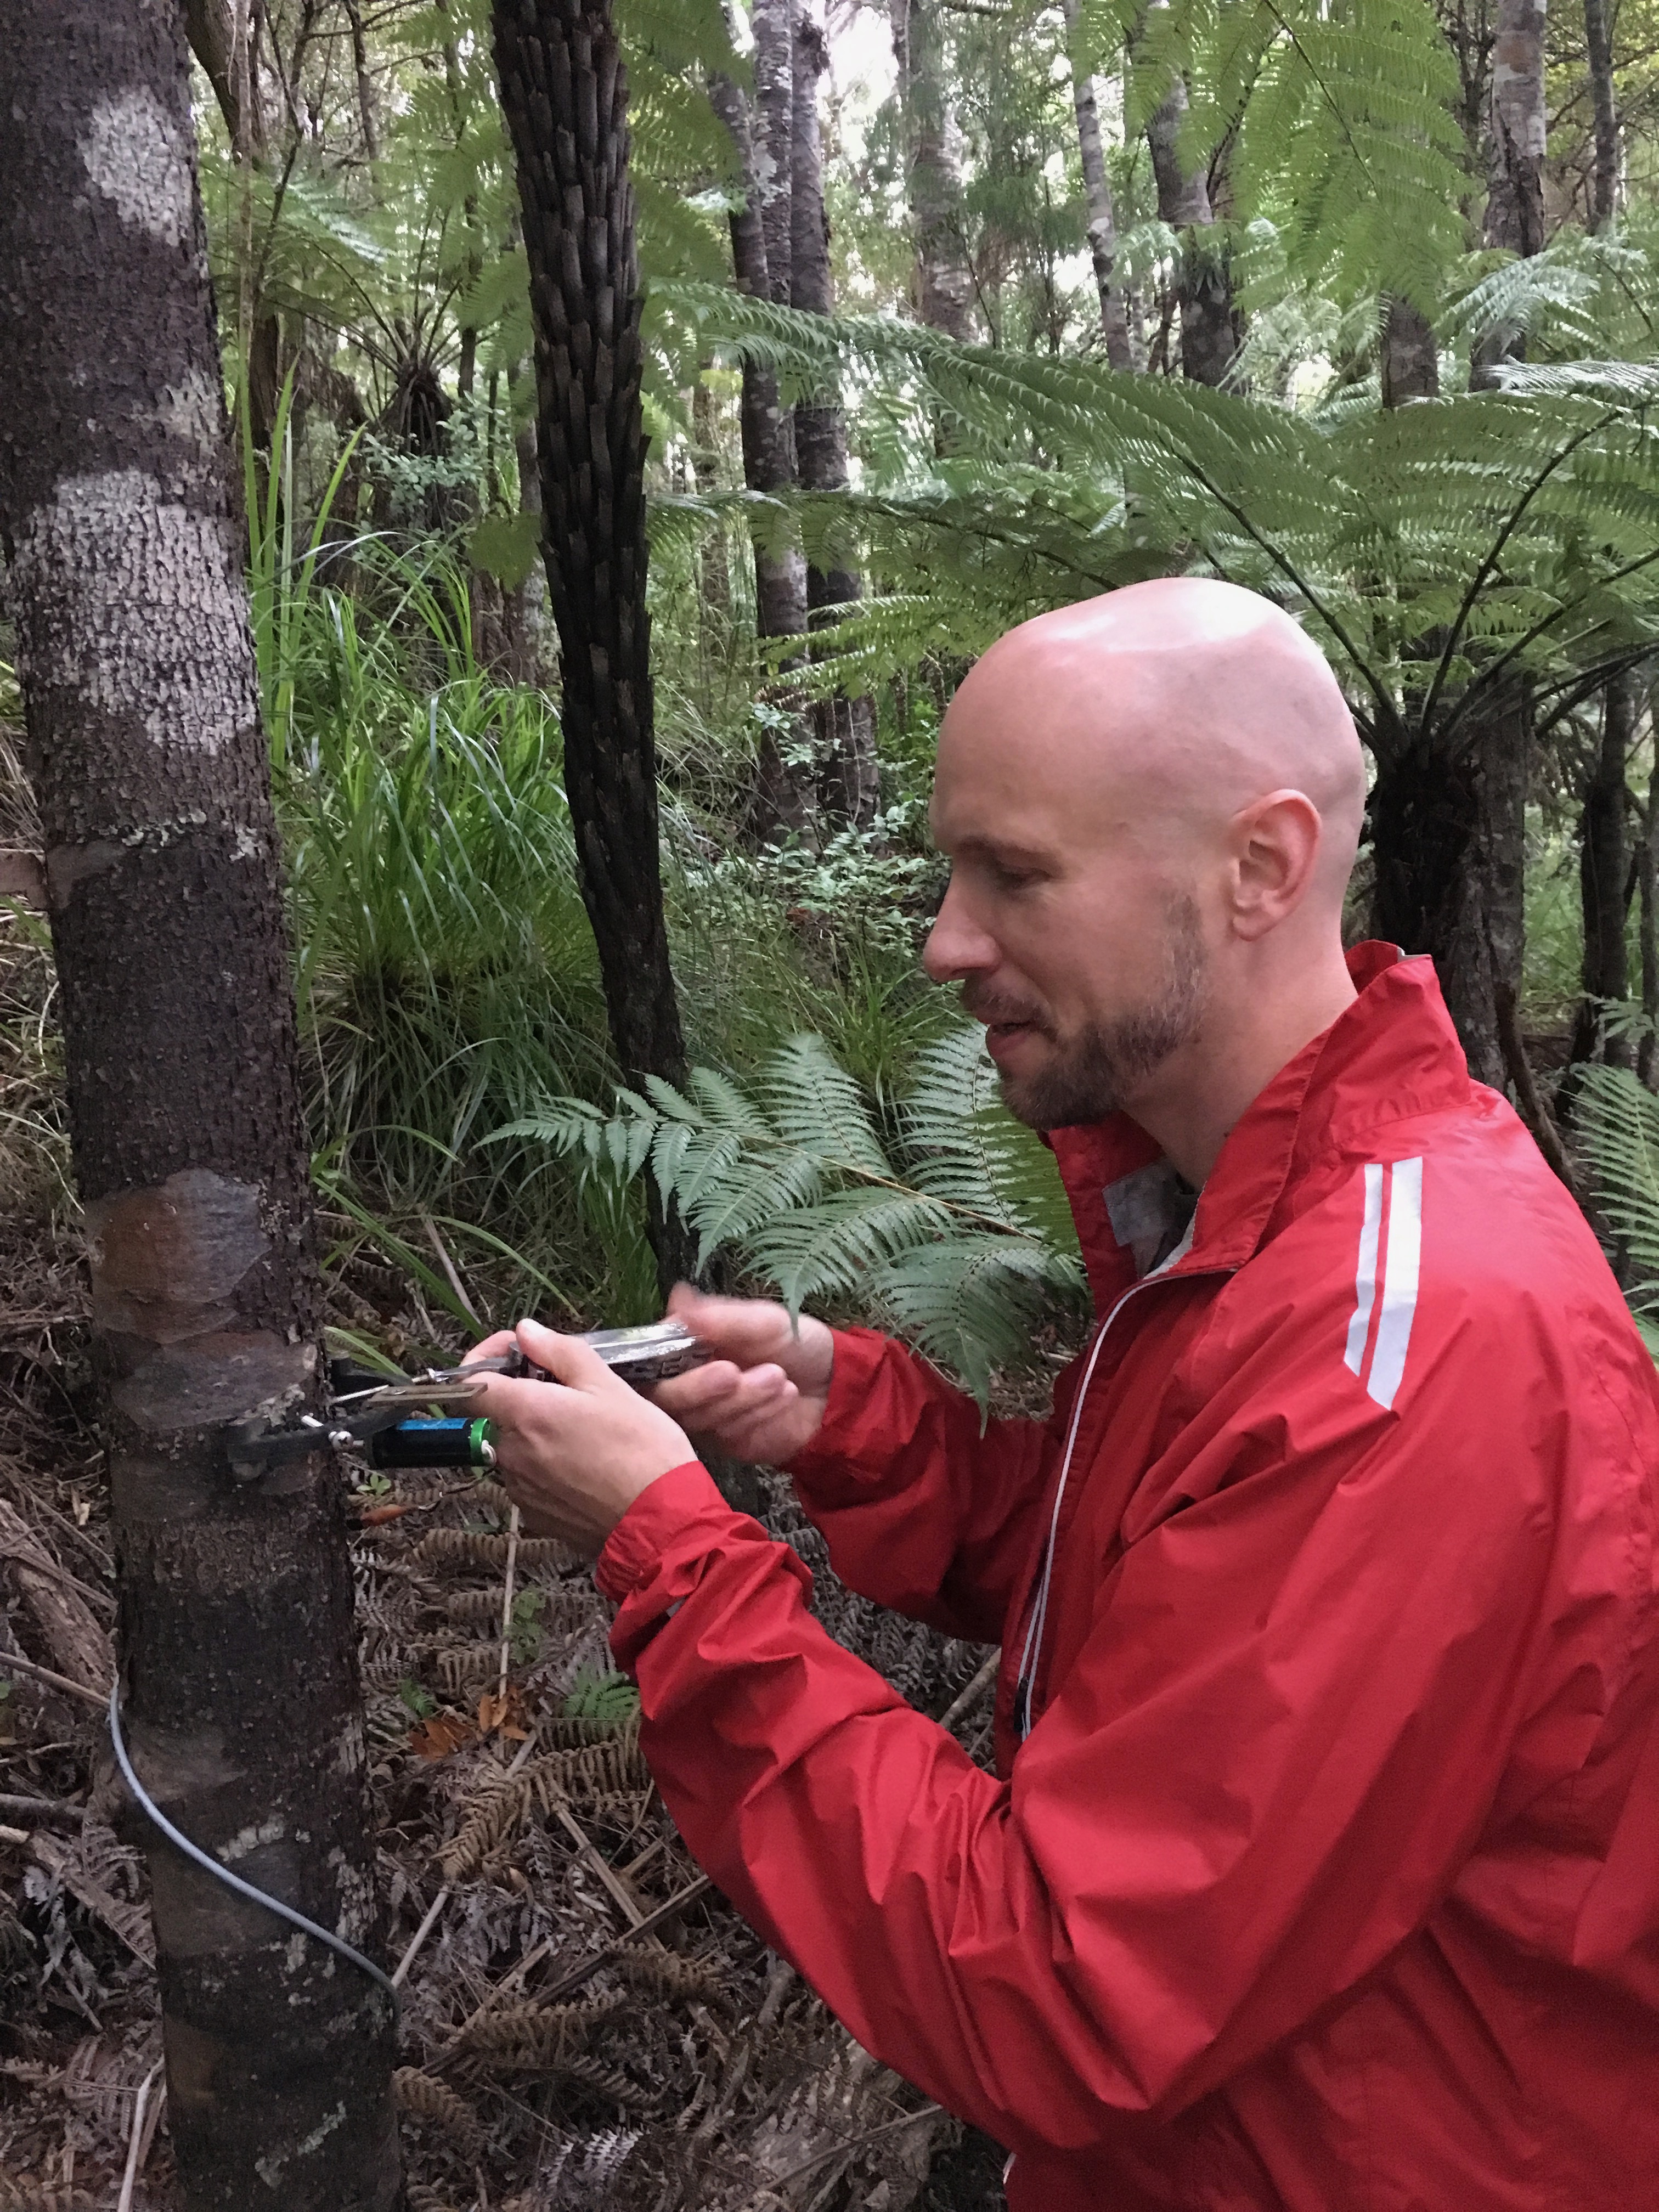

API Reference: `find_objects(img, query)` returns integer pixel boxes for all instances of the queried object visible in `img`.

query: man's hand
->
[644,1283,835,1464]
[463,1319,697,1558]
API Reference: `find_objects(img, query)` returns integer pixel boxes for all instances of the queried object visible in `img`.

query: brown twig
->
[0,1649,109,1711]
[938,1650,999,1735]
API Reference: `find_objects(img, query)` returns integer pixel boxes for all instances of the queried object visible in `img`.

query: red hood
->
[1046,943,1472,1312]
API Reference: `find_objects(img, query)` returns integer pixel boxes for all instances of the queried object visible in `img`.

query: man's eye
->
[992,864,1039,890]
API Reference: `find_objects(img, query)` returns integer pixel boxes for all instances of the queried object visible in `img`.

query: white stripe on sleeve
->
[1365,1157,1423,1410]
[1343,1161,1384,1378]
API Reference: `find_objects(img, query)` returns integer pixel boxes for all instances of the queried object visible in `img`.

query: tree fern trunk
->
[1370,706,1527,1092]
[1570,670,1634,1068]
[792,2,879,831]
[1062,0,1133,370]
[492,0,689,1105]
[1144,76,1240,387]
[0,7,398,2204]
[1381,298,1438,405]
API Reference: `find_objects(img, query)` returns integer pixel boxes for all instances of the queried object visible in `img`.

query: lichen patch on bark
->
[12,472,252,753]
[78,87,193,248]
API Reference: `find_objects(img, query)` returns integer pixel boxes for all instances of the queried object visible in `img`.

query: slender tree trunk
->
[792,3,878,829]
[0,9,397,2207]
[1062,0,1132,368]
[492,2,690,1198]
[891,0,977,340]
[1381,297,1439,404]
[690,373,731,621]
[343,0,379,160]
[1144,75,1240,386]
[1583,0,1618,229]
[1472,0,1549,385]
[1640,689,1659,1088]
[1571,671,1634,1065]
[708,47,814,840]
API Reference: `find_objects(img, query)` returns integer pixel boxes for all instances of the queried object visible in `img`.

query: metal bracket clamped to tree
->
[224,1321,712,1483]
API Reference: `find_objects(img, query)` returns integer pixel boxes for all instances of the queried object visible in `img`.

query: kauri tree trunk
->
[0,8,398,2208]
[1146,75,1240,387]
[1062,0,1133,369]
[792,3,879,830]
[491,1,692,1227]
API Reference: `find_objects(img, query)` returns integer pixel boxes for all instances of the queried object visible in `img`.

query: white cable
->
[108,1682,398,2015]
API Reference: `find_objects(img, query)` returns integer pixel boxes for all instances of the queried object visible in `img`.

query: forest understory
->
[0,1177,1009,2212]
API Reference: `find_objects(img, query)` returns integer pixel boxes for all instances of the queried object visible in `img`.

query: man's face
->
[923,707,1211,1131]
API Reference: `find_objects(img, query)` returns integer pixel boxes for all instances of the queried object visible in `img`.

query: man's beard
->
[975,895,1210,1131]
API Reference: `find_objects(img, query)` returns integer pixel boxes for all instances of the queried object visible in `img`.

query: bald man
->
[472,582,1659,2211]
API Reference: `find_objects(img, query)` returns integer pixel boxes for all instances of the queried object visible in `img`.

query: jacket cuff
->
[785,1325,904,1497]
[594,1459,733,1604]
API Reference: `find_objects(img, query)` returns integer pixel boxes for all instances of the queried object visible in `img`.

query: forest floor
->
[0,1183,1014,2212]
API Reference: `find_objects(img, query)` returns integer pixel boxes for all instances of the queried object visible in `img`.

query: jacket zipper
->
[1013,1242,1232,1740]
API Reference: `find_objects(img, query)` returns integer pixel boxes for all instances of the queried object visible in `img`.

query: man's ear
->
[1227,789,1322,940]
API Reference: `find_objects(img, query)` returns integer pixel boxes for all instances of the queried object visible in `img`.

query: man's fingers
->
[666,1283,796,1362]
[515,1316,619,1392]
[461,1328,520,1367]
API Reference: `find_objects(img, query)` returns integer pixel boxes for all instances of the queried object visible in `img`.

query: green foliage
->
[1574,1066,1659,1322]
[494,1028,1087,1403]
[562,1668,642,1725]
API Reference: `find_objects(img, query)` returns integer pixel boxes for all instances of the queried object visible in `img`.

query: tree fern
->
[1573,1065,1659,1334]
[492,1028,1087,1403]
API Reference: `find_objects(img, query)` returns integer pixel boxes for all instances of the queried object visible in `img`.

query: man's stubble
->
[998,894,1210,1132]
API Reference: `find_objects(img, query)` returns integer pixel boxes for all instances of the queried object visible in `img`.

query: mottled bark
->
[792,4,878,830]
[1485,0,1548,255]
[1062,0,1132,369]
[1146,76,1239,386]
[690,374,731,620]
[0,8,397,2208]
[1570,670,1634,1066]
[891,0,977,340]
[1381,297,1440,405]
[707,54,813,839]
[752,0,797,311]
[1371,699,1529,1090]
[492,0,689,1126]
[1583,0,1618,230]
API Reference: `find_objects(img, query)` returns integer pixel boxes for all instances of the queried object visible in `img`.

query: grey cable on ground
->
[108,1681,399,2015]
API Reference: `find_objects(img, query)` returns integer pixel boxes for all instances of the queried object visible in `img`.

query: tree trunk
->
[0,10,398,2209]
[1583,0,1618,229]
[1370,699,1530,1090]
[500,364,549,686]
[690,374,731,620]
[1486,0,1549,254]
[1145,76,1239,387]
[1640,686,1659,1088]
[708,49,814,840]
[1062,0,1132,369]
[792,3,878,830]
[492,1,689,1124]
[1570,670,1634,1065]
[891,0,977,340]
[1381,297,1440,405]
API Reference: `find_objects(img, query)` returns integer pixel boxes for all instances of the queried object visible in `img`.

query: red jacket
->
[596,945,1659,2210]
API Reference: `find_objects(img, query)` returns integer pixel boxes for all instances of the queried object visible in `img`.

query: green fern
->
[491,1028,1087,1404]
[1574,1066,1659,1327]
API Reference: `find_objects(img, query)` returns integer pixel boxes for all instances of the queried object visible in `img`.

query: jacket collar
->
[1047,944,1470,1312]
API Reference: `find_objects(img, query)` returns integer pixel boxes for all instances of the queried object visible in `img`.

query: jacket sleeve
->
[595,1286,1647,2160]
[781,1324,1065,1646]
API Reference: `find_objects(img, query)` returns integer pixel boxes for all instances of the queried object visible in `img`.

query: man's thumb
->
[515,1316,615,1390]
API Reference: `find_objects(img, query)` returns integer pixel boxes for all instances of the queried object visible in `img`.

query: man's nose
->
[923,876,1001,983]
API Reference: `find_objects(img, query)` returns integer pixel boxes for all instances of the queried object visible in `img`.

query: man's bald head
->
[940,578,1365,904]
[924,580,1369,1163]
